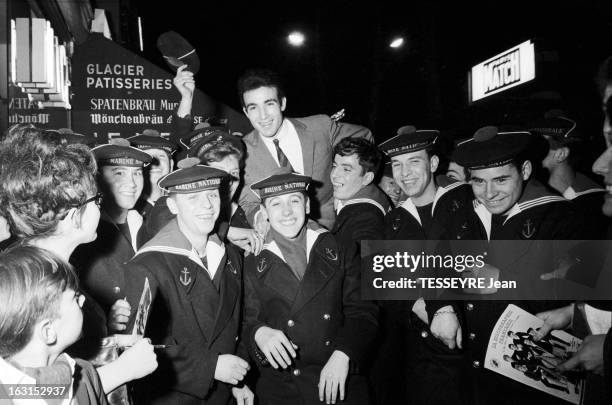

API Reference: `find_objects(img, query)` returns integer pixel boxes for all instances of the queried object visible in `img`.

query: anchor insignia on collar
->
[257,257,268,273]
[227,259,237,274]
[521,219,536,239]
[179,267,192,286]
[325,248,338,261]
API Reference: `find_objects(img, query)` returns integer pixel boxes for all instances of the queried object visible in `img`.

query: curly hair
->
[333,136,382,176]
[0,245,79,357]
[0,125,98,239]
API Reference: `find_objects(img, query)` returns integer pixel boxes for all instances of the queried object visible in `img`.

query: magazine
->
[484,304,584,404]
[131,276,152,336]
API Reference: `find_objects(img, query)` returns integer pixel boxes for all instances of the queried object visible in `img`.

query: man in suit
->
[243,170,378,405]
[236,69,373,231]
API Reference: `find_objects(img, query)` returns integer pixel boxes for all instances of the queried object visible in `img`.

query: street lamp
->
[288,31,305,47]
[389,37,404,49]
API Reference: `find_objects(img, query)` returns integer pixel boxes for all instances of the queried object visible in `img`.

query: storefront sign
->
[470,40,535,102]
[71,34,250,141]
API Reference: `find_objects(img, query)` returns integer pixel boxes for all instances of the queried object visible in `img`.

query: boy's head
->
[128,130,178,191]
[528,113,581,171]
[183,128,245,200]
[0,245,84,359]
[92,140,152,212]
[379,126,439,203]
[378,161,402,206]
[454,127,533,215]
[0,125,99,242]
[331,137,381,201]
[159,160,228,239]
[251,171,312,238]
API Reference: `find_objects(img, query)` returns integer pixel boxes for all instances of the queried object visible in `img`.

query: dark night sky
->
[134,0,612,155]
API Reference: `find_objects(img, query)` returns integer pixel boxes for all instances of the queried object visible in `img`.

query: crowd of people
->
[0,55,611,405]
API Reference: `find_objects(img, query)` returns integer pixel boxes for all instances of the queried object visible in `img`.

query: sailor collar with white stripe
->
[399,179,465,226]
[562,173,605,200]
[136,218,226,278]
[262,223,327,264]
[335,184,390,216]
[472,180,567,240]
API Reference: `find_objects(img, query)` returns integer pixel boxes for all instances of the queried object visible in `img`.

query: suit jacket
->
[124,219,244,405]
[238,115,372,230]
[243,224,378,405]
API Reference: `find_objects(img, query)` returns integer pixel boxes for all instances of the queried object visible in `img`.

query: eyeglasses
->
[76,193,103,209]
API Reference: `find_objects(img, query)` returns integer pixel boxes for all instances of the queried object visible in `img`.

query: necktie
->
[273,139,294,171]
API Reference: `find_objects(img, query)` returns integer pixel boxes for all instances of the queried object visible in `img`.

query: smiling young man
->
[243,170,378,405]
[330,137,390,261]
[374,125,472,405]
[379,125,470,240]
[128,129,178,219]
[236,69,373,232]
[73,139,152,312]
[432,126,580,405]
[122,160,253,405]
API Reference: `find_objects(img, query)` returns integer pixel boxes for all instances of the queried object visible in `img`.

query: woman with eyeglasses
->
[0,124,157,402]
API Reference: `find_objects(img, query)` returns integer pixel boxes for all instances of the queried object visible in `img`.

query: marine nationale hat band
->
[133,143,174,153]
[167,178,222,192]
[384,140,433,156]
[257,181,309,199]
[468,157,514,170]
[99,157,147,167]
[188,132,225,148]
[196,141,222,154]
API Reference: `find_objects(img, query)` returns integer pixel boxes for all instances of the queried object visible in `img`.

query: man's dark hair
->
[333,137,382,176]
[237,69,285,107]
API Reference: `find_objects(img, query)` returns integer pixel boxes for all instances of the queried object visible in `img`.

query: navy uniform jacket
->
[243,223,378,405]
[441,180,580,405]
[72,209,145,312]
[378,178,473,405]
[384,177,473,318]
[561,174,610,287]
[331,184,390,261]
[124,218,244,405]
[563,172,607,238]
[384,176,472,241]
